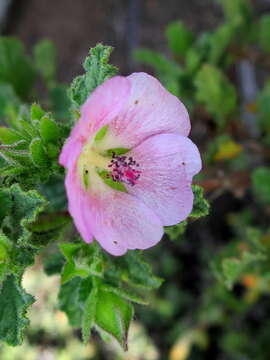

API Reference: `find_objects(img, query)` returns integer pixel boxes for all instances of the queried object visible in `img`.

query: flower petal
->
[59,75,131,168]
[107,72,190,148]
[64,168,164,256]
[127,133,202,226]
[86,190,164,256]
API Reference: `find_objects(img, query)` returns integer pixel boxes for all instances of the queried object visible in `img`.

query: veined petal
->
[106,72,190,148]
[59,76,131,169]
[127,134,202,226]
[86,190,164,256]
[65,167,94,243]
[64,166,163,256]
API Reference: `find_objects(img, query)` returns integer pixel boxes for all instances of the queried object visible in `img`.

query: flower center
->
[108,152,141,186]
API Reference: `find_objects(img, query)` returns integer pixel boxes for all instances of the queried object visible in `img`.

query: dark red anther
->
[108,153,141,186]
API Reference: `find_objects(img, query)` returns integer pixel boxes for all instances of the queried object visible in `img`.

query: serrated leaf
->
[165,21,194,57]
[30,137,50,168]
[59,277,82,327]
[0,275,34,345]
[39,115,61,143]
[59,243,91,284]
[68,44,118,108]
[190,185,210,218]
[95,289,133,351]
[8,184,47,245]
[120,251,163,290]
[0,37,36,98]
[82,284,98,344]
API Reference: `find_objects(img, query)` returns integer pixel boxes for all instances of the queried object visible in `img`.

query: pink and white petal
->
[64,166,164,255]
[108,72,190,148]
[59,137,83,168]
[59,75,131,170]
[71,76,131,142]
[65,168,94,243]
[86,191,164,256]
[127,133,202,226]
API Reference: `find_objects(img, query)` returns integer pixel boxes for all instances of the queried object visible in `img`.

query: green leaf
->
[43,252,65,276]
[39,115,61,143]
[257,80,270,133]
[82,283,98,344]
[252,167,270,204]
[258,15,270,53]
[0,275,34,345]
[101,284,148,305]
[29,137,50,168]
[30,103,45,122]
[165,21,194,57]
[0,127,23,145]
[49,85,71,121]
[0,232,11,263]
[194,64,237,127]
[95,289,133,351]
[0,187,12,224]
[59,243,92,284]
[33,39,56,84]
[208,23,238,65]
[97,169,127,193]
[190,185,209,218]
[59,277,82,327]
[218,0,252,24]
[8,184,47,245]
[0,83,20,119]
[165,221,187,241]
[0,37,36,98]
[68,44,118,108]
[120,251,163,290]
[94,125,108,142]
[133,48,182,78]
[222,252,266,290]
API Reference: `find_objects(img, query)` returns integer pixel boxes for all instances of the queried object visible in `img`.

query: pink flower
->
[59,73,201,256]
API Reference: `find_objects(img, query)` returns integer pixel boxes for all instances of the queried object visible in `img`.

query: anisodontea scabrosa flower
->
[59,73,201,256]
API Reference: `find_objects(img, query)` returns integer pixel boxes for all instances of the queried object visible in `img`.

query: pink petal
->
[64,167,164,255]
[127,134,202,226]
[108,72,190,148]
[59,137,83,168]
[59,75,131,168]
[65,165,94,244]
[87,191,164,256]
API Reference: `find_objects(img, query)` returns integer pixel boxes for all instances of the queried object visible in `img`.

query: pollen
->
[108,152,141,186]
